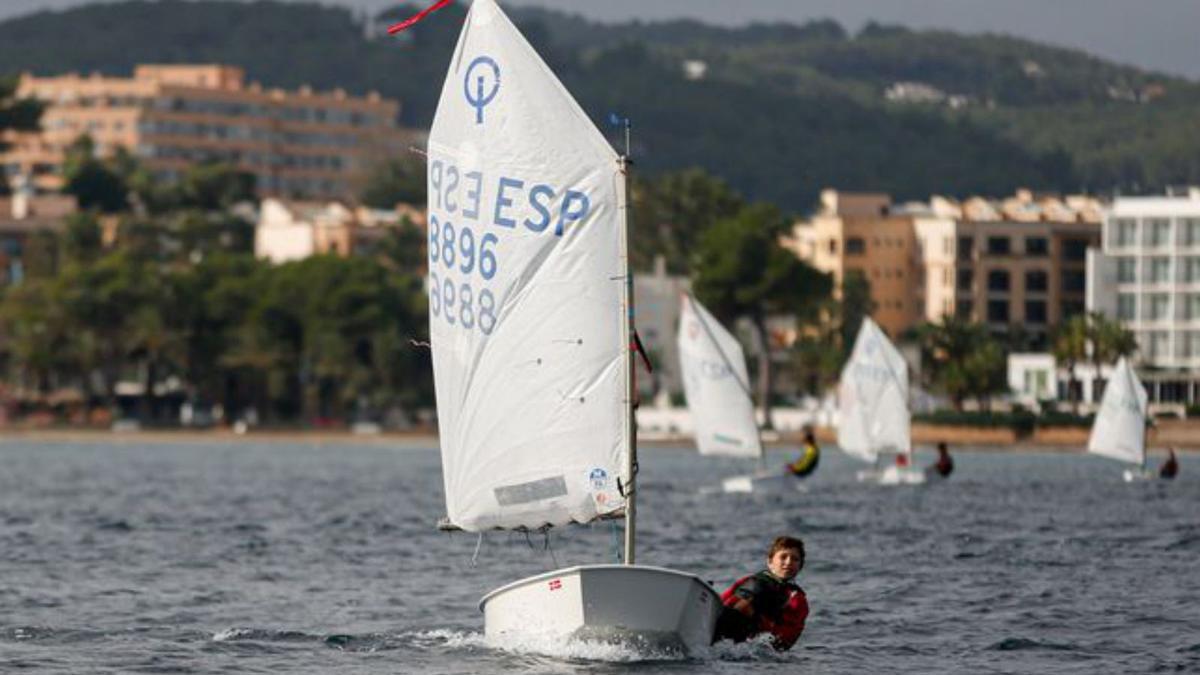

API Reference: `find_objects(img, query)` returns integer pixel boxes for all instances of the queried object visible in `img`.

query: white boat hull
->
[1123,468,1155,483]
[720,471,806,494]
[857,465,927,485]
[480,564,721,655]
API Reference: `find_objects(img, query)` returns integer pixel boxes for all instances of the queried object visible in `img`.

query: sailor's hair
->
[767,536,805,568]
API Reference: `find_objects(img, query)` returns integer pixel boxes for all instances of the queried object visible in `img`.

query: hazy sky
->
[3,0,1197,79]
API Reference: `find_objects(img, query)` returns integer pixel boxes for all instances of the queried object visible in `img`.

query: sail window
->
[494,476,569,506]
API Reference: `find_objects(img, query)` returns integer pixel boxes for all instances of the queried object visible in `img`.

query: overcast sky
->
[3,0,1197,79]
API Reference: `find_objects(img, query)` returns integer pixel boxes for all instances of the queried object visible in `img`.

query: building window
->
[1145,294,1170,321]
[1025,270,1048,292]
[1185,219,1200,246]
[1025,300,1047,323]
[987,300,1010,323]
[1117,258,1137,283]
[1147,331,1169,360]
[987,270,1010,292]
[1183,257,1200,282]
[828,239,838,255]
[1147,257,1172,283]
[987,236,1011,255]
[1061,270,1086,293]
[1117,294,1137,321]
[956,300,973,319]
[1063,301,1086,319]
[1025,237,1049,256]
[958,237,974,261]
[1183,332,1200,357]
[1061,239,1089,262]
[845,237,865,255]
[1183,294,1200,320]
[1146,218,1171,247]
[957,269,973,291]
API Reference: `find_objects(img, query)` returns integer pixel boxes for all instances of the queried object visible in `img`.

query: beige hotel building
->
[788,189,1103,347]
[1,64,412,201]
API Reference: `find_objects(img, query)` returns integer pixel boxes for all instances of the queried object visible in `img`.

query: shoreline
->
[1,422,1196,451]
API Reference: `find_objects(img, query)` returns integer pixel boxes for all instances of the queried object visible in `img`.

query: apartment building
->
[953,202,1100,347]
[1,65,411,201]
[789,189,1102,345]
[787,190,922,338]
[0,177,77,286]
[255,198,425,264]
[1088,188,1200,405]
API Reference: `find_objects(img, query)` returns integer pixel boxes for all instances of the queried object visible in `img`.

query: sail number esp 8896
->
[427,158,593,337]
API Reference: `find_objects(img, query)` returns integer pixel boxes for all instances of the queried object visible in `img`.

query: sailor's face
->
[768,548,802,580]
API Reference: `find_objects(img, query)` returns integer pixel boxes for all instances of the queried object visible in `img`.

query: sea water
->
[1,440,1197,673]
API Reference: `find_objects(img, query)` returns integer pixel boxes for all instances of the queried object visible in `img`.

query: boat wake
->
[479,630,793,663]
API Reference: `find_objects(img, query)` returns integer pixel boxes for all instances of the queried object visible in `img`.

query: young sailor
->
[714,536,809,651]
[930,441,954,478]
[1160,448,1179,479]
[786,430,821,478]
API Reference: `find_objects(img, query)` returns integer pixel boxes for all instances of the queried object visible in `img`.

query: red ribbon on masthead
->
[387,0,455,34]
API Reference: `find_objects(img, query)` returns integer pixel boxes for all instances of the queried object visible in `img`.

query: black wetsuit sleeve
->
[732,576,762,603]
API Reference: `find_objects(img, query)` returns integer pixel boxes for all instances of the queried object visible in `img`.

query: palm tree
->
[1087,312,1138,402]
[1052,315,1089,414]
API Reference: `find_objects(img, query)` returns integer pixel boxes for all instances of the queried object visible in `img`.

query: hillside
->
[1,0,1196,209]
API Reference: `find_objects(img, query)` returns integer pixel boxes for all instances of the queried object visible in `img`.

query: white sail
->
[677,294,763,458]
[1087,357,1148,467]
[836,317,910,463]
[427,0,627,531]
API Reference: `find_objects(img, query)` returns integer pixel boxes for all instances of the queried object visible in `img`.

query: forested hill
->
[2,0,1197,210]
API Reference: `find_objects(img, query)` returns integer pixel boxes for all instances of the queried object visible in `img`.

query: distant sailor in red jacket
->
[714,536,810,651]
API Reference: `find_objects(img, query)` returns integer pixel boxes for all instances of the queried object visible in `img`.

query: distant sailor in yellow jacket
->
[787,430,820,478]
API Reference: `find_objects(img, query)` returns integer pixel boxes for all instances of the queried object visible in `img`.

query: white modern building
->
[1088,187,1200,405]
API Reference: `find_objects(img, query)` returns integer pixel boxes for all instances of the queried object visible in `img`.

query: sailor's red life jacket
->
[720,572,809,650]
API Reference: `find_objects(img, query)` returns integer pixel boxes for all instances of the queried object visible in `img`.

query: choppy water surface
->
[1,439,1197,673]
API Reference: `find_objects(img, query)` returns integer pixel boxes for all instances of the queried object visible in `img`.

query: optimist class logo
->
[464,56,501,125]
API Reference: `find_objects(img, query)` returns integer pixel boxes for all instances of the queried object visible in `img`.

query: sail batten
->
[837,318,911,463]
[678,294,763,459]
[1087,357,1148,467]
[428,0,627,532]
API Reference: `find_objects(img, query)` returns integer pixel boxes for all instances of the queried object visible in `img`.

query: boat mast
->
[618,119,637,565]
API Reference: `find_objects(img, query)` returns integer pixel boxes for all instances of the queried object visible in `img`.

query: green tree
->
[692,203,832,427]
[61,136,129,213]
[360,157,425,209]
[0,75,43,194]
[838,270,876,357]
[177,162,256,211]
[633,168,744,273]
[1086,311,1138,403]
[917,316,1007,410]
[1052,314,1089,413]
[60,212,104,264]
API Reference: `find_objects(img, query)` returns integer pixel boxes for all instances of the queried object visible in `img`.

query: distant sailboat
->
[837,317,924,485]
[677,294,798,493]
[1087,357,1151,482]
[425,0,718,653]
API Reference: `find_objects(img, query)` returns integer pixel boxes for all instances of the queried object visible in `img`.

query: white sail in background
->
[427,0,627,531]
[678,294,763,459]
[837,317,911,463]
[1087,357,1148,467]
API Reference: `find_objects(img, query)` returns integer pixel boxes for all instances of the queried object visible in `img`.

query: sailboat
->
[837,317,924,485]
[677,293,798,493]
[424,0,719,653]
[1087,357,1152,482]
